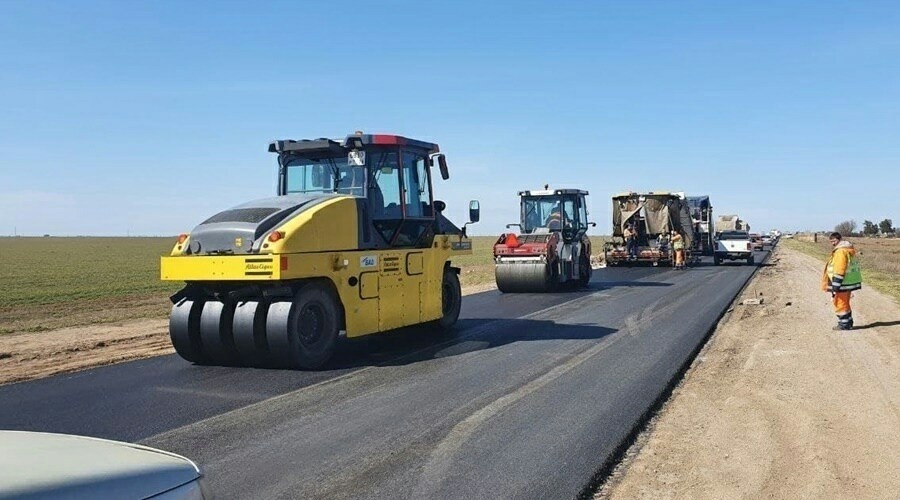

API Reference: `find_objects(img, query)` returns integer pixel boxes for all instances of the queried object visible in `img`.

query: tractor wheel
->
[436,269,462,331]
[577,253,592,288]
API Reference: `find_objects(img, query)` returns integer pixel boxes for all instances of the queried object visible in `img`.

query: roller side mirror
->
[468,200,480,223]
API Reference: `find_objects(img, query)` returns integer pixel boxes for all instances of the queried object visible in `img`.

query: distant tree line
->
[834,219,896,237]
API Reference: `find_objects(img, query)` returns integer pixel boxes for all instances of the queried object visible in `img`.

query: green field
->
[782,238,900,304]
[0,235,608,335]
[0,237,181,334]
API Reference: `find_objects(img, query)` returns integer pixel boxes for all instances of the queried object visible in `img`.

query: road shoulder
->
[598,246,900,499]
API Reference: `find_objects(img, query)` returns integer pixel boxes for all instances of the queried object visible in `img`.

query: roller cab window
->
[367,148,436,248]
[283,156,366,196]
[521,194,587,240]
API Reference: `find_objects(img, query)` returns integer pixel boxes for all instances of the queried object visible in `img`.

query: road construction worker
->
[545,204,562,230]
[821,232,862,330]
[671,230,685,270]
[624,222,638,260]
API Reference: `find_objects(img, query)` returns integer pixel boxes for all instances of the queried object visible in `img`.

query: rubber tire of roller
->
[233,300,269,367]
[265,301,294,368]
[436,269,462,331]
[267,284,340,370]
[198,301,239,365]
[169,299,207,364]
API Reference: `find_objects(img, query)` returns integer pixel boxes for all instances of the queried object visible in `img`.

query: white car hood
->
[0,431,201,499]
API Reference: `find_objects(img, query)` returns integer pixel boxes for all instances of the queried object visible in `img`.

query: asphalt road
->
[0,252,766,499]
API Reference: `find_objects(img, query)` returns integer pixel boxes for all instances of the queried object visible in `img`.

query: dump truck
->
[161,133,479,369]
[604,192,694,266]
[493,187,593,292]
[686,195,714,256]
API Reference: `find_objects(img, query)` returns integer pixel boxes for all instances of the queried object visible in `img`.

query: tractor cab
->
[269,133,465,249]
[517,188,590,243]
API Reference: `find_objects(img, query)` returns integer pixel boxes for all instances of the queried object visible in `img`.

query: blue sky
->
[1,0,898,236]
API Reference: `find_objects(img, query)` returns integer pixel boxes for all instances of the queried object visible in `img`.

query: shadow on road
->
[332,318,617,369]
[854,320,900,330]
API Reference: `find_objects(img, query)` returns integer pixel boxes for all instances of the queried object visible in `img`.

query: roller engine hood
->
[187,193,343,255]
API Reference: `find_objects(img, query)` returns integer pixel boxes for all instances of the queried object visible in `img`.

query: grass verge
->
[781,238,900,304]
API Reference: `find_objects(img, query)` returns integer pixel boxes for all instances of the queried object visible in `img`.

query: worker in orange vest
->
[821,232,862,330]
[671,230,685,270]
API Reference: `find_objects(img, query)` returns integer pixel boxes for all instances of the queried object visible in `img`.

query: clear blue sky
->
[1,0,898,236]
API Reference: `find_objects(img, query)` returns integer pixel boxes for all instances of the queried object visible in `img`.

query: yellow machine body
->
[161,196,472,338]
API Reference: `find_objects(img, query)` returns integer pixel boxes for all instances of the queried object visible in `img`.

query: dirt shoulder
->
[0,284,497,386]
[598,246,900,499]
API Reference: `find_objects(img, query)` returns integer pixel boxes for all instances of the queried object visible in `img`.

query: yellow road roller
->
[161,133,479,369]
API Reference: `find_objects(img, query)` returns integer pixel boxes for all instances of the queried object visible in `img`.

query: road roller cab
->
[493,188,594,293]
[161,132,479,369]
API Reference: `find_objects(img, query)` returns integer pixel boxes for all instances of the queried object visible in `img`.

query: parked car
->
[0,431,207,499]
[761,235,774,247]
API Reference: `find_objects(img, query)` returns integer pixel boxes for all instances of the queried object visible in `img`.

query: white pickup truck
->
[714,230,755,265]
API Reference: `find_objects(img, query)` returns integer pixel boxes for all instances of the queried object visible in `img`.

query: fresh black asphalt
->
[0,253,766,499]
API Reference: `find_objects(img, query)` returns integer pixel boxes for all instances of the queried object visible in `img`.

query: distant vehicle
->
[0,431,207,499]
[715,230,754,265]
[761,235,774,246]
[749,233,764,251]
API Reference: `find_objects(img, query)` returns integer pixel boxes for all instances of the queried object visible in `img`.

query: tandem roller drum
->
[495,262,556,293]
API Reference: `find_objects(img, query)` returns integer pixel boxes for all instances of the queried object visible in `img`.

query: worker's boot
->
[833,312,853,331]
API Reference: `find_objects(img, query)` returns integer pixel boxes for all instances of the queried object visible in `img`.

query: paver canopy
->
[612,195,694,247]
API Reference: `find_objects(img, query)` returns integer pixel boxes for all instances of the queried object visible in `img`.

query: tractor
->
[161,132,479,369]
[493,187,594,292]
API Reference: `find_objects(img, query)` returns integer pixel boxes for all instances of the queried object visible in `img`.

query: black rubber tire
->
[169,299,207,364]
[286,283,341,370]
[265,301,294,368]
[577,253,592,288]
[437,269,462,331]
[198,301,240,366]
[714,255,721,266]
[233,300,269,367]
[747,255,755,265]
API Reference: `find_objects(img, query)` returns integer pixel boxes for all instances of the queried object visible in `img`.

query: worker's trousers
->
[833,291,853,329]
